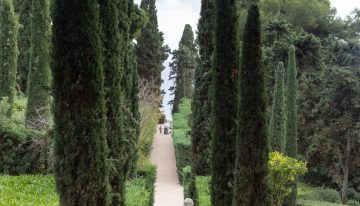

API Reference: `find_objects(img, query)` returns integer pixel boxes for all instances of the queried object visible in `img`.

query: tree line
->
[169,0,360,205]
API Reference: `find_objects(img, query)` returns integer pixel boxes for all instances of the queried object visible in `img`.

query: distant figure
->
[159,125,163,134]
[184,198,194,206]
[164,126,168,135]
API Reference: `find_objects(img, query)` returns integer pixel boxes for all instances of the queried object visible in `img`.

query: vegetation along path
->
[151,125,184,206]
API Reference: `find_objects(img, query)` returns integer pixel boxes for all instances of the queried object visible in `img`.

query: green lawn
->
[0,175,153,206]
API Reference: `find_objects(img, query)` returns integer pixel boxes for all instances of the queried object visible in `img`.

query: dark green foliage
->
[98,0,126,205]
[122,44,141,178]
[136,0,168,94]
[189,0,214,201]
[285,46,298,158]
[233,4,270,206]
[13,0,32,93]
[269,62,285,152]
[211,0,239,205]
[0,118,44,175]
[0,0,19,117]
[25,0,51,129]
[169,24,197,113]
[284,46,298,206]
[52,0,110,205]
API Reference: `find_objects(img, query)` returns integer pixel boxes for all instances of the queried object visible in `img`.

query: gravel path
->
[150,126,184,206]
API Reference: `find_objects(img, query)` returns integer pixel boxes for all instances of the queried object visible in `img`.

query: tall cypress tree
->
[189,0,214,201]
[98,0,125,205]
[233,4,270,206]
[269,62,286,152]
[52,0,110,205]
[136,0,168,94]
[169,24,196,113]
[211,0,240,205]
[13,0,32,93]
[284,45,298,206]
[0,0,19,117]
[25,0,51,129]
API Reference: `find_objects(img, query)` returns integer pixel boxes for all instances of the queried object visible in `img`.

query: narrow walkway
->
[150,125,184,206]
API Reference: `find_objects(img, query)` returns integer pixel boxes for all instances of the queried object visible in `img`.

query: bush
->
[137,161,157,206]
[269,152,308,206]
[0,117,46,175]
[182,165,191,197]
[298,182,342,205]
[196,176,211,206]
[348,200,360,206]
[172,98,192,182]
[348,188,360,202]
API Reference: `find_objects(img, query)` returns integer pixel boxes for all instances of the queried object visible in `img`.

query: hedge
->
[172,98,192,182]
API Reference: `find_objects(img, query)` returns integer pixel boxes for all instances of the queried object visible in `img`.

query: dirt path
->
[150,125,184,206]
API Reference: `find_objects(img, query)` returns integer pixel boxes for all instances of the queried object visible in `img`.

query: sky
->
[134,0,360,120]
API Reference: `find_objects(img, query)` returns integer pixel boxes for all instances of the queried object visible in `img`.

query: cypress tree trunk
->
[0,0,19,117]
[284,45,298,206]
[52,0,110,205]
[98,0,126,205]
[189,0,214,201]
[211,0,240,205]
[233,4,270,206]
[25,0,51,129]
[269,62,285,152]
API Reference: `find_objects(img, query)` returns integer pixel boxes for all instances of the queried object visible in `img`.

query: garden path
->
[150,125,184,206]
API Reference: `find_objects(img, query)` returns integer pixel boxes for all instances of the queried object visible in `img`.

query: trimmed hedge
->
[0,164,157,206]
[172,98,192,182]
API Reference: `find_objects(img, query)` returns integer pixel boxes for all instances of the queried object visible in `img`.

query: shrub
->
[298,182,342,205]
[182,165,191,197]
[348,200,360,206]
[269,152,307,206]
[348,188,360,202]
[196,176,211,206]
[172,98,192,182]
[137,161,157,206]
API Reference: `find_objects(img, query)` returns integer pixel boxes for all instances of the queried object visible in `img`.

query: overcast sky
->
[134,0,360,120]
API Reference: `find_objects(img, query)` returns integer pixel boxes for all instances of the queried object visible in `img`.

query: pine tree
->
[98,0,126,204]
[211,0,240,205]
[169,24,196,113]
[233,4,271,206]
[269,62,286,152]
[13,0,32,93]
[136,0,168,94]
[25,0,51,129]
[189,0,214,201]
[52,0,110,205]
[0,0,19,117]
[284,45,298,206]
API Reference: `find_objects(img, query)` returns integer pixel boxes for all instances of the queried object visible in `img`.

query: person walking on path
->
[159,125,163,134]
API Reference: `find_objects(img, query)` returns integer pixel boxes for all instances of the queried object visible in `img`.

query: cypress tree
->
[52,0,110,205]
[170,24,196,113]
[25,0,51,129]
[13,0,32,93]
[284,45,298,206]
[211,0,240,205]
[98,0,126,204]
[189,0,214,201]
[0,0,19,117]
[233,4,270,206]
[269,62,286,152]
[136,0,168,94]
